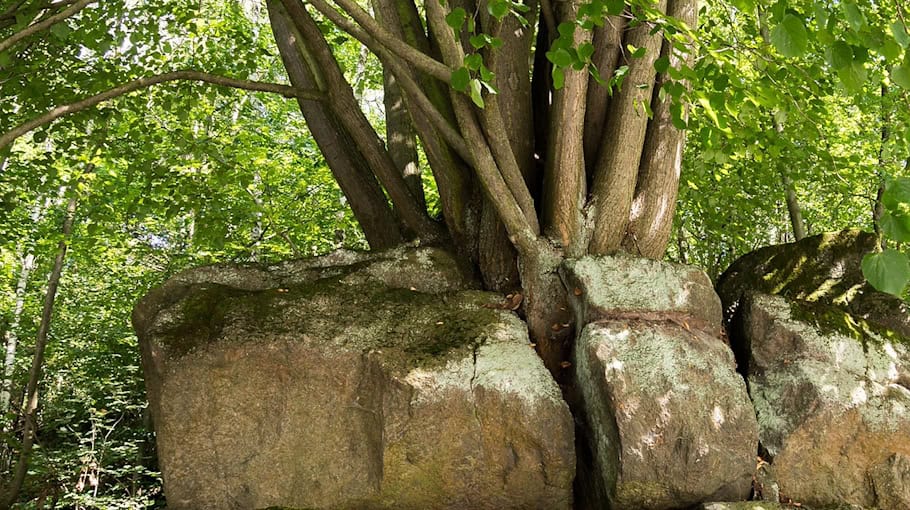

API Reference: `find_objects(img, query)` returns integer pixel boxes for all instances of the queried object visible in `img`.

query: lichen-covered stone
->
[716,230,910,339]
[697,503,787,510]
[740,293,910,508]
[133,247,574,510]
[561,254,722,335]
[574,321,758,510]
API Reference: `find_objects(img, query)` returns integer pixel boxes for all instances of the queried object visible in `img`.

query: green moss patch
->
[152,271,508,373]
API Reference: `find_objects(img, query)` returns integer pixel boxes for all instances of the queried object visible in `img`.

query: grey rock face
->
[739,293,910,509]
[133,247,574,510]
[565,255,757,510]
[562,254,722,335]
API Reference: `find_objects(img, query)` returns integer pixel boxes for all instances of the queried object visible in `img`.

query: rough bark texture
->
[543,0,590,255]
[623,0,697,258]
[583,17,626,172]
[589,0,669,255]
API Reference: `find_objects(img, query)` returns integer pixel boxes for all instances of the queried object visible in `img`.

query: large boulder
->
[716,230,910,338]
[737,292,910,508]
[133,247,575,510]
[563,255,758,510]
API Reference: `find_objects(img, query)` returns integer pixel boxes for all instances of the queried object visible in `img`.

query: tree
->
[1,0,908,373]
[0,0,706,371]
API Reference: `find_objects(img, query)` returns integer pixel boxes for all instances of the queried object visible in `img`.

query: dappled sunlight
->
[851,385,868,406]
[712,405,726,430]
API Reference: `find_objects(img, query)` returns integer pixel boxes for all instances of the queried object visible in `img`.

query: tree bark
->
[623,0,697,258]
[543,0,590,255]
[268,0,404,249]
[589,0,668,254]
[0,251,33,415]
[0,191,77,509]
[279,0,441,241]
[583,16,626,172]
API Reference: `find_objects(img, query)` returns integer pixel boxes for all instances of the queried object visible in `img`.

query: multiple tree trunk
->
[266,0,697,370]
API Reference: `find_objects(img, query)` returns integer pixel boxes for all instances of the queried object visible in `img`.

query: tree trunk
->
[271,0,697,373]
[0,192,77,509]
[873,84,889,231]
[758,7,806,241]
[0,251,33,415]
[267,0,405,249]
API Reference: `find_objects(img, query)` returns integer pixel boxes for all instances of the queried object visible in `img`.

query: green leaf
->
[557,22,575,39]
[826,41,853,69]
[468,79,484,108]
[605,0,624,15]
[892,21,910,48]
[479,64,495,82]
[862,250,910,296]
[552,67,565,90]
[445,8,467,30]
[628,44,646,59]
[50,22,72,40]
[546,48,574,67]
[837,61,867,93]
[844,3,865,31]
[487,0,509,19]
[770,14,808,58]
[654,56,670,73]
[813,2,829,27]
[465,53,483,70]
[469,34,487,49]
[880,39,901,61]
[882,176,910,210]
[578,42,595,62]
[892,63,910,90]
[450,66,470,91]
[881,209,910,242]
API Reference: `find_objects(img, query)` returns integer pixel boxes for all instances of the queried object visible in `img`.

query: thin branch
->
[539,0,557,41]
[304,0,452,83]
[382,54,472,161]
[0,0,95,53]
[426,0,537,251]
[0,70,322,150]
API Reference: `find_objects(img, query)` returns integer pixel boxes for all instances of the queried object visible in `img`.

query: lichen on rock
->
[133,247,574,510]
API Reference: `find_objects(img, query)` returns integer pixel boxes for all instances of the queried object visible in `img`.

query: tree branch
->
[0,0,95,54]
[0,70,322,150]
[304,0,452,83]
[281,0,443,241]
[426,0,538,252]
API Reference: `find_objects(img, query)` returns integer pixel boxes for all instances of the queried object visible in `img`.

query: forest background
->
[0,0,909,506]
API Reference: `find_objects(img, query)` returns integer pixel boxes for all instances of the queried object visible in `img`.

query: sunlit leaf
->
[862,250,910,296]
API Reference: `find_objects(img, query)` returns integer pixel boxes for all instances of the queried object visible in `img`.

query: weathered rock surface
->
[697,503,788,510]
[716,229,910,338]
[133,247,574,510]
[564,255,758,510]
[562,254,722,335]
[737,292,910,509]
